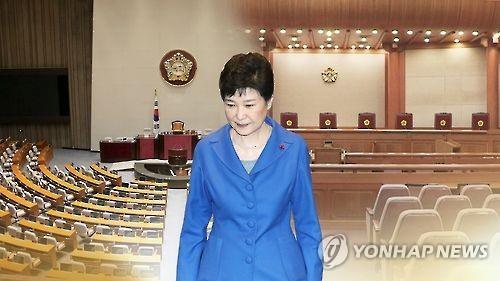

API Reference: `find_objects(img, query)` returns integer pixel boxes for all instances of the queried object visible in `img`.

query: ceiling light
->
[258,36,265,41]
[359,44,365,48]
[472,31,479,36]
[392,29,398,35]
[424,37,430,43]
[351,44,356,49]
[297,29,303,34]
[407,30,414,35]
[458,31,464,36]
[425,30,432,35]
[366,45,371,49]
[440,30,447,35]
[361,37,367,42]
[280,28,286,34]
[326,43,332,48]
[244,29,251,34]
[326,37,332,42]
[334,45,339,49]
[259,29,266,34]
[302,44,307,49]
[326,30,333,37]
[287,44,293,49]
[372,29,378,34]
[454,38,460,43]
[393,37,400,42]
[291,36,298,42]
[294,43,300,48]
[355,29,362,34]
[319,45,325,49]
[334,29,340,34]
[318,29,324,34]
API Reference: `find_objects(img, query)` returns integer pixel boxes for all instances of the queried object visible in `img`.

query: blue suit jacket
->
[177,116,323,281]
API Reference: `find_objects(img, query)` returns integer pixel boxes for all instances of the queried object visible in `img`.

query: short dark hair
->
[219,52,274,102]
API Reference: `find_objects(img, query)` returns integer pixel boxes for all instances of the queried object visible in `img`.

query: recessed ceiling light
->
[294,43,300,48]
[318,29,324,34]
[291,36,298,42]
[326,30,333,37]
[287,44,293,49]
[334,29,340,34]
[326,43,332,48]
[259,29,266,34]
[372,29,378,34]
[393,37,400,42]
[319,45,325,49]
[351,44,356,49]
[361,37,367,42]
[244,29,251,34]
[472,31,479,36]
[392,29,398,35]
[355,29,362,34]
[334,45,339,49]
[425,30,432,35]
[440,30,447,35]
[326,37,332,42]
[302,44,307,49]
[280,28,286,34]
[297,29,303,34]
[424,38,430,43]
[454,38,460,43]
[407,30,414,35]
[359,44,365,48]
[458,31,464,36]
[366,45,371,49]
[258,36,265,41]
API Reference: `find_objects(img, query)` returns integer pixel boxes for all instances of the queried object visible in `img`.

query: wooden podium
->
[472,113,489,130]
[396,113,413,129]
[99,139,136,162]
[158,133,198,160]
[136,135,157,159]
[434,113,452,130]
[319,113,337,129]
[280,112,298,128]
[358,113,376,129]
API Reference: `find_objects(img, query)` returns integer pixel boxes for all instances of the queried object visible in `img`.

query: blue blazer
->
[177,116,323,281]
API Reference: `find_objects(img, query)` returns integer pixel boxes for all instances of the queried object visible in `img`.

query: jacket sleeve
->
[176,146,213,281]
[291,139,324,281]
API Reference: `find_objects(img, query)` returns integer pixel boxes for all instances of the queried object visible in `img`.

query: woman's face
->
[224,88,272,136]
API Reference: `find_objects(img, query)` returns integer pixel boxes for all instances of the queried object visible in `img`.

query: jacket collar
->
[209,116,295,182]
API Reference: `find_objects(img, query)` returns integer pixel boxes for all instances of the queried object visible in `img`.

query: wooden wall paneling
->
[0,0,92,149]
[385,50,405,129]
[487,46,499,129]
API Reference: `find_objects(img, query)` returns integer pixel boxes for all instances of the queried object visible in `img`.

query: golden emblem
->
[478,120,484,127]
[160,49,197,86]
[440,120,446,126]
[322,67,338,83]
[363,119,370,126]
[400,120,407,127]
[325,120,331,126]
[286,120,293,126]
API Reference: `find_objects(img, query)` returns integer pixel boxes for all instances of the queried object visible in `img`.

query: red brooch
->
[279,144,285,150]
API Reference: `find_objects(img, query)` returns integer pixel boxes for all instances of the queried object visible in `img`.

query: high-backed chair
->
[460,184,492,208]
[483,194,500,216]
[434,195,472,230]
[375,196,422,243]
[366,184,409,242]
[418,184,452,209]
[453,208,500,243]
[389,210,443,244]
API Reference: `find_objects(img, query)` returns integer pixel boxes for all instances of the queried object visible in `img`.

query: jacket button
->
[245,184,253,191]
[245,256,253,264]
[247,202,254,209]
[245,238,253,245]
[247,220,255,228]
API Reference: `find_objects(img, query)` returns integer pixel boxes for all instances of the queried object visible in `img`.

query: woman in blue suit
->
[177,53,323,281]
